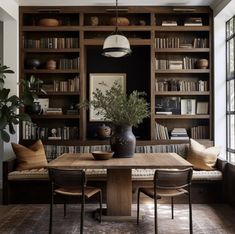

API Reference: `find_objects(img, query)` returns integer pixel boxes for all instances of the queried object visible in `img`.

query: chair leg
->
[189,191,193,234]
[137,189,140,224]
[171,197,174,219]
[80,195,85,234]
[99,190,102,223]
[64,200,66,217]
[154,191,158,234]
[49,190,54,234]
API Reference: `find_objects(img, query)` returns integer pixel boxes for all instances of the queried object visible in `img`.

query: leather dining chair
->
[137,168,193,234]
[48,168,102,234]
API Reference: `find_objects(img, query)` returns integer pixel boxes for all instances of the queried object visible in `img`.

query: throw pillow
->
[187,139,220,170]
[12,140,48,171]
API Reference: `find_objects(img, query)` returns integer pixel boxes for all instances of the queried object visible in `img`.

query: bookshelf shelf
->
[155,69,210,74]
[22,26,82,32]
[155,115,210,119]
[24,69,79,74]
[154,26,210,32]
[31,115,80,119]
[155,91,210,96]
[155,48,210,53]
[37,92,80,96]
[24,48,80,53]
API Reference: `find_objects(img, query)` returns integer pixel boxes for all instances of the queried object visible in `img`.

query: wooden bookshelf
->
[19,6,213,146]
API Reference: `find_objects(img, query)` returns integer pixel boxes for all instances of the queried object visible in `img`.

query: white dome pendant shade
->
[102,0,131,58]
[102,33,131,58]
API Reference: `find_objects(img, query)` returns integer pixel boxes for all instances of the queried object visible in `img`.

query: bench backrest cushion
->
[12,140,48,171]
[187,139,220,170]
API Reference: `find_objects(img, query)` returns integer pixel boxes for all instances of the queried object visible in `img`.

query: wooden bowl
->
[110,17,130,26]
[91,151,114,160]
[38,18,59,27]
[196,59,209,69]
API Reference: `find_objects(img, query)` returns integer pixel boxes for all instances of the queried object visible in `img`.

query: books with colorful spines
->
[161,20,177,26]
[184,17,202,26]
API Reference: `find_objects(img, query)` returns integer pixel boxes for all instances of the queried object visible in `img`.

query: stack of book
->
[170,128,189,140]
[184,17,202,26]
[44,108,63,115]
[169,60,183,70]
[162,20,177,26]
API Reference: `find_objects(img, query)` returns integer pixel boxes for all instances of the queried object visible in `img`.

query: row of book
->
[155,37,208,49]
[156,79,208,92]
[59,57,79,69]
[155,123,209,140]
[156,57,199,70]
[161,17,203,26]
[22,121,79,140]
[24,37,79,49]
[53,76,80,92]
[191,125,209,139]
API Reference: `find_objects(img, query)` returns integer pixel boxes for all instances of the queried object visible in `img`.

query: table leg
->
[107,169,132,216]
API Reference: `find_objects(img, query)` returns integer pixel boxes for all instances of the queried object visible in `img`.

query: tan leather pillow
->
[12,140,48,171]
[187,139,220,170]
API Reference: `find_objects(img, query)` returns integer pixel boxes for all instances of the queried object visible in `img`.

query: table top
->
[48,153,192,169]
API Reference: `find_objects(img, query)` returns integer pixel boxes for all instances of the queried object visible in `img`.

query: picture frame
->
[89,73,126,121]
[181,99,196,115]
[196,102,208,114]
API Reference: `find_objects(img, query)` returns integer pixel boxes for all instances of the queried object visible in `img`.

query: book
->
[162,20,177,26]
[181,99,196,115]
[184,17,202,26]
[156,111,173,115]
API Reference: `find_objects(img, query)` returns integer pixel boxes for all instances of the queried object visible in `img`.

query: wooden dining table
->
[48,152,192,217]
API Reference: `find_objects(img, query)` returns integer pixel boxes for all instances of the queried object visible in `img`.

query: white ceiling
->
[17,0,222,7]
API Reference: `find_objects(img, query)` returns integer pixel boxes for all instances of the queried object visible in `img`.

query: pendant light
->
[102,0,131,58]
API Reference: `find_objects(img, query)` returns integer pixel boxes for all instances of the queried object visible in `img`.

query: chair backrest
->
[153,168,193,190]
[48,168,86,188]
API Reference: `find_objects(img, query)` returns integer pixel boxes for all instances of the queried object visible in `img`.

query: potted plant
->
[90,82,149,157]
[20,75,46,114]
[0,65,31,142]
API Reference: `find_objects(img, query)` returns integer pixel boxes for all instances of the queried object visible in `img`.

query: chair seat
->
[139,187,188,198]
[54,186,101,198]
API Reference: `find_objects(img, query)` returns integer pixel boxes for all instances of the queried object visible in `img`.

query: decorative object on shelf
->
[102,0,131,57]
[90,16,99,26]
[181,99,196,115]
[89,81,149,158]
[110,17,130,26]
[46,59,57,70]
[0,65,31,142]
[196,102,208,115]
[25,101,42,115]
[196,59,209,69]
[139,20,146,26]
[38,18,59,27]
[25,58,41,69]
[97,124,112,139]
[89,73,126,121]
[91,151,114,160]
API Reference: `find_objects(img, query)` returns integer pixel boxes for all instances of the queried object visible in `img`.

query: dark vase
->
[110,125,136,158]
[25,102,41,115]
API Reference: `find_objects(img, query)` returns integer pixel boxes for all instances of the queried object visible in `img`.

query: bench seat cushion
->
[8,168,222,181]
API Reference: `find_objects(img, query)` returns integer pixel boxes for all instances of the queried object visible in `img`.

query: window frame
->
[226,16,235,163]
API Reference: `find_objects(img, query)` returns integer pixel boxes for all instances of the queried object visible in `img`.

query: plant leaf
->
[0,129,10,142]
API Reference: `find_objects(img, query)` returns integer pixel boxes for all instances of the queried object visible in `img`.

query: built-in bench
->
[2,143,227,205]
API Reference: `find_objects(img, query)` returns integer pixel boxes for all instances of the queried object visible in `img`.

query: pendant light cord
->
[115,0,118,32]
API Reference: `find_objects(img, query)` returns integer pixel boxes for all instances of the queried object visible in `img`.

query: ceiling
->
[17,0,221,7]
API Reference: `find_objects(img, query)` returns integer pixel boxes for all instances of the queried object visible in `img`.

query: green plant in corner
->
[90,82,149,127]
[0,65,31,142]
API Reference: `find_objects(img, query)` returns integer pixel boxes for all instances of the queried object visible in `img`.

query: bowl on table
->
[91,151,114,160]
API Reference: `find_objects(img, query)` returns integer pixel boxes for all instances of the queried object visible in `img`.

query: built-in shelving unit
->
[19,6,213,146]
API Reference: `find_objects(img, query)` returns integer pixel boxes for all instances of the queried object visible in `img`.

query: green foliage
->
[0,65,31,142]
[90,82,149,127]
[20,75,46,105]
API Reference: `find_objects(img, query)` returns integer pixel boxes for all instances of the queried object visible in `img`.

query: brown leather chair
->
[137,168,193,234]
[48,168,102,234]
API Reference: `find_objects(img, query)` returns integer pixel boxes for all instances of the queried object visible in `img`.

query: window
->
[226,17,235,163]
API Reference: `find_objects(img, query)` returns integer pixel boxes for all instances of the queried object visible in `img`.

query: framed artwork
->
[89,73,126,121]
